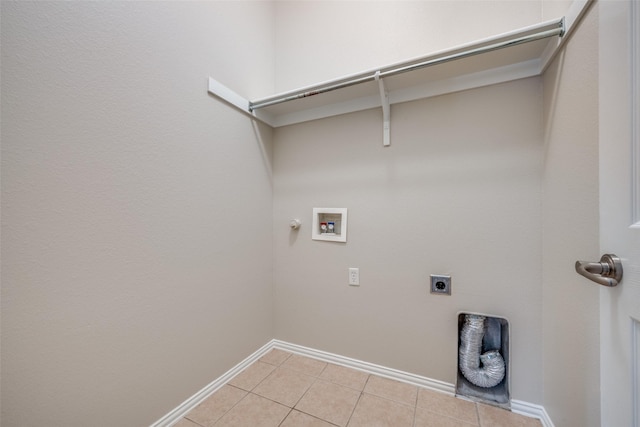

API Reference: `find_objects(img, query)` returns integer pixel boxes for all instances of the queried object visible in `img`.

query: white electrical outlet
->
[348,268,360,286]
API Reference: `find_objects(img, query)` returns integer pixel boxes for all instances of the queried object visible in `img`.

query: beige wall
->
[1,0,603,425]
[1,2,274,426]
[273,77,544,403]
[541,4,601,426]
[542,0,574,21]
[274,1,543,92]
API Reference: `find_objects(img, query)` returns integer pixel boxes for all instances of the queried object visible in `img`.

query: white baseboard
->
[150,340,275,427]
[511,399,555,427]
[151,339,553,427]
[271,340,455,396]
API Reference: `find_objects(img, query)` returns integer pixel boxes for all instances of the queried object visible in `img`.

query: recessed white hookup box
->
[312,208,347,242]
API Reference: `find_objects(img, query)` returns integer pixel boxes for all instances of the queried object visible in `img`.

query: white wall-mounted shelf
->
[208,1,591,144]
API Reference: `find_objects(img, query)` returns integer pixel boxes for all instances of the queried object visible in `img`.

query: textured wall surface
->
[274,0,543,92]
[273,77,544,404]
[1,1,603,425]
[1,2,274,425]
[541,4,600,426]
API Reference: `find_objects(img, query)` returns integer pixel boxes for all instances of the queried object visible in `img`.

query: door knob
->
[575,254,623,287]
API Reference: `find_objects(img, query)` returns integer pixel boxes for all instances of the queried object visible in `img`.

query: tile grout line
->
[342,372,371,427]
[195,349,296,427]
[172,346,543,427]
[275,355,345,427]
[181,416,205,427]
[207,385,254,427]
[412,384,420,427]
[344,390,365,427]
[291,370,320,410]
[276,407,295,427]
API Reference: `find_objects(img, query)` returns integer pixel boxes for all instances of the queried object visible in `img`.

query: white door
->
[599,1,640,426]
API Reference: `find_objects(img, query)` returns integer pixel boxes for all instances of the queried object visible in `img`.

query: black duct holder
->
[456,313,510,409]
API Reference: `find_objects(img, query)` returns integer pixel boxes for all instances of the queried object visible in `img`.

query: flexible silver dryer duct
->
[459,314,506,388]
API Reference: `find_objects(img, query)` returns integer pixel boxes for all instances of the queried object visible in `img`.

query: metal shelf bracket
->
[375,71,391,147]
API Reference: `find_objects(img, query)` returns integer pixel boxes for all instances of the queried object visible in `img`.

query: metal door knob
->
[575,254,623,287]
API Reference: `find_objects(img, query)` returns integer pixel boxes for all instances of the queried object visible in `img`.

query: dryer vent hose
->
[459,314,506,388]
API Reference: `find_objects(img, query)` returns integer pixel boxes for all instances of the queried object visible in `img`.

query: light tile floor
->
[173,349,542,427]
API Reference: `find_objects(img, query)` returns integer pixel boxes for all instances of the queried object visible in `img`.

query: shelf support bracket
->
[207,77,274,126]
[375,71,391,147]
